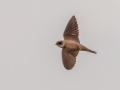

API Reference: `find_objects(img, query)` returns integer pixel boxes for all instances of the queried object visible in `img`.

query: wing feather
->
[62,49,77,70]
[63,15,80,43]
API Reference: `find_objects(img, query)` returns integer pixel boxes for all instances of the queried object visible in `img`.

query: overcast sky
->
[0,0,120,90]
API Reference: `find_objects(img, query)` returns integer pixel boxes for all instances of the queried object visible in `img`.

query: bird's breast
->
[64,40,79,51]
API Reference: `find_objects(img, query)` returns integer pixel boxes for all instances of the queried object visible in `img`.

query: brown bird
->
[56,15,97,70]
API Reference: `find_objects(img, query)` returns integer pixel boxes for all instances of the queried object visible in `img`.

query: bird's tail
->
[80,44,97,54]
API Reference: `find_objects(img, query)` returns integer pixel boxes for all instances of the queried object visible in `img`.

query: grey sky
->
[0,0,120,90]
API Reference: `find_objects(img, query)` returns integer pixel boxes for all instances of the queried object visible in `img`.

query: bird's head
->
[55,40,65,48]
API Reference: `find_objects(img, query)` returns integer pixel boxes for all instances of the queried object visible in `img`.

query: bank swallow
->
[56,15,97,70]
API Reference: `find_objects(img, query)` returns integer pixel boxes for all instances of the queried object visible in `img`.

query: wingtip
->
[72,15,75,18]
[70,15,76,20]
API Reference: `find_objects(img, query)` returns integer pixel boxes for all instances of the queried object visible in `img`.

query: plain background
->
[0,0,120,90]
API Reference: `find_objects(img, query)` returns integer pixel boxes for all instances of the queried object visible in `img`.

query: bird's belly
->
[66,43,79,51]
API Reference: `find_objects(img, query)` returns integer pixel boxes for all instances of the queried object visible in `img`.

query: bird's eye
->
[58,42,62,45]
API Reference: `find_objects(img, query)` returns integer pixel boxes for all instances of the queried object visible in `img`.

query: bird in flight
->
[56,15,97,70]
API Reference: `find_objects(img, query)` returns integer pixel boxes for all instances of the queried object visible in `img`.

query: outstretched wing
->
[62,49,78,70]
[63,15,80,43]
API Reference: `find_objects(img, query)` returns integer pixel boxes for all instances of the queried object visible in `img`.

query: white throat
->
[58,44,64,48]
[57,42,65,48]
